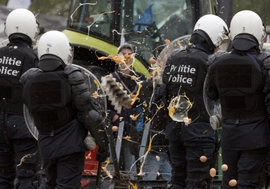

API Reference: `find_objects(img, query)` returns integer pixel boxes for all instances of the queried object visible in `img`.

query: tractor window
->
[67,0,209,62]
[68,0,196,43]
[128,0,195,41]
[121,0,196,60]
[68,0,112,39]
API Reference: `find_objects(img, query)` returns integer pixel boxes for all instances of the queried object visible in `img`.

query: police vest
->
[23,70,76,131]
[0,46,36,114]
[163,48,209,122]
[214,52,266,118]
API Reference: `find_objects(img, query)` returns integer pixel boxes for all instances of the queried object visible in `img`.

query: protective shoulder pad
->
[65,65,85,85]
[258,51,270,69]
[64,65,81,75]
[20,68,42,85]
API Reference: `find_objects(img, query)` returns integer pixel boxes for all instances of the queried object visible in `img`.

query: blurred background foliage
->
[233,0,270,25]
[0,0,70,16]
[0,0,269,25]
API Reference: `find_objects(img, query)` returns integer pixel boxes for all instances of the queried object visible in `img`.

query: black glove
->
[96,150,110,162]
[112,118,120,127]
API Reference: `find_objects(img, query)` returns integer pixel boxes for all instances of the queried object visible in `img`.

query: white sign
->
[168,64,197,85]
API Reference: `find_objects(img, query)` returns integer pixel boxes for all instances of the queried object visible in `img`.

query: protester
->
[105,43,146,175]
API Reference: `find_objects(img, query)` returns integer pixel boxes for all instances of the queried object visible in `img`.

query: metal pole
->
[217,0,233,26]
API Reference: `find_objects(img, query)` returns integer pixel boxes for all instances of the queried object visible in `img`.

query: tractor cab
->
[63,0,216,79]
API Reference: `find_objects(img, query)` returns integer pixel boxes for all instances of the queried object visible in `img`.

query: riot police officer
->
[20,30,110,189]
[161,15,228,188]
[0,8,40,189]
[205,10,270,189]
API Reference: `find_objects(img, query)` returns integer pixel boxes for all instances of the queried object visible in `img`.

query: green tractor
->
[63,0,219,79]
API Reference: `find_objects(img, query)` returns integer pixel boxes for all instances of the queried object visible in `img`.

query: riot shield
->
[24,64,107,140]
[203,73,222,130]
[202,40,229,128]
[154,35,192,124]
[155,34,191,84]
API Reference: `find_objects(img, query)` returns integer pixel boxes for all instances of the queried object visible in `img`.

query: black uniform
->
[0,38,39,189]
[206,34,270,189]
[20,55,109,189]
[162,44,216,189]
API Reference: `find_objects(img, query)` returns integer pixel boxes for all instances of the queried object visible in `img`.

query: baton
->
[96,145,105,188]
[96,159,102,188]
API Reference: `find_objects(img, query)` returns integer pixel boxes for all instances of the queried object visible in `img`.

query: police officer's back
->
[0,8,40,189]
[162,15,228,188]
[206,10,270,189]
[20,30,109,189]
[206,10,270,188]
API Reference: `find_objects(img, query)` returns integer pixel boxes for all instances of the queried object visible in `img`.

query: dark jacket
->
[0,39,38,115]
[20,58,88,160]
[206,35,270,150]
[0,39,38,139]
[162,45,215,143]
